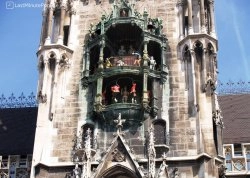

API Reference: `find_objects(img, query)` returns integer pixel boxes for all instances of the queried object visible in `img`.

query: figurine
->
[116,58,125,66]
[111,84,120,103]
[132,52,141,66]
[118,45,126,56]
[121,86,129,103]
[149,56,156,70]
[130,82,137,103]
[105,58,112,68]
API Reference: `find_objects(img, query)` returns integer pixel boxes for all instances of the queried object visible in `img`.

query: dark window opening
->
[102,75,143,105]
[63,25,69,46]
[234,144,242,156]
[89,46,100,75]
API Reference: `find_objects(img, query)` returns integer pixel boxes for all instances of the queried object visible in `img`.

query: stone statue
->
[73,164,81,178]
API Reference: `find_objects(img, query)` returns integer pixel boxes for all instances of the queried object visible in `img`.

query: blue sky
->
[0,0,250,96]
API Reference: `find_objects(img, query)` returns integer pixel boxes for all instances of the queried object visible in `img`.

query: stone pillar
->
[57,2,67,45]
[211,52,217,81]
[190,49,197,108]
[202,48,207,87]
[44,5,54,45]
[200,0,206,33]
[208,0,216,37]
[143,72,149,107]
[143,40,149,66]
[42,59,49,94]
[177,1,184,39]
[187,0,193,34]
[161,44,167,72]
[39,8,47,49]
[85,48,90,77]
[68,1,77,48]
[98,40,105,69]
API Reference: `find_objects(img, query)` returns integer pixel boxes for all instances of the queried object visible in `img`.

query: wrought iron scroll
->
[217,80,250,95]
[0,92,38,108]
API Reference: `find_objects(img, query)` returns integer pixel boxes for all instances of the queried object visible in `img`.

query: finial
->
[114,113,126,134]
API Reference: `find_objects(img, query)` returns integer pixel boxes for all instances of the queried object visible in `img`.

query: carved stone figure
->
[73,164,81,178]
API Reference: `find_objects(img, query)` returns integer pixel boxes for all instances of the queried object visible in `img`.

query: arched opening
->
[101,165,140,178]
[106,23,143,56]
[153,119,166,145]
[148,41,161,70]
[102,75,143,105]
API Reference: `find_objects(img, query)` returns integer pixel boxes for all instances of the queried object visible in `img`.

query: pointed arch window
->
[153,120,166,145]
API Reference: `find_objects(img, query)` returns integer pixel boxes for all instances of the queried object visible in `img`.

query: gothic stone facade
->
[31,0,224,178]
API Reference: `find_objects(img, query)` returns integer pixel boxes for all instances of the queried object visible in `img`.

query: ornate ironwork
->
[217,80,250,95]
[0,92,38,108]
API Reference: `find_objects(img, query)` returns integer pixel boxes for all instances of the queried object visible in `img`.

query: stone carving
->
[37,90,47,103]
[73,164,81,178]
[213,109,224,128]
[156,153,169,178]
[112,147,126,162]
[114,113,126,134]
[148,125,156,178]
[218,164,227,178]
[203,73,216,93]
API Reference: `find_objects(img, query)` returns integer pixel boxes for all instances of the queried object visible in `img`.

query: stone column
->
[42,59,49,94]
[202,48,207,87]
[68,1,77,48]
[187,0,193,34]
[177,1,184,39]
[190,49,197,108]
[143,40,149,66]
[208,0,216,37]
[39,8,47,49]
[57,2,67,45]
[161,44,167,73]
[98,40,105,69]
[200,0,206,33]
[211,52,217,81]
[44,5,54,45]
[85,48,90,77]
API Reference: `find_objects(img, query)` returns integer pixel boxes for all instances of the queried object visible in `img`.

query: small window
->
[234,144,242,156]
[246,152,250,170]
[63,25,69,46]
[19,155,27,168]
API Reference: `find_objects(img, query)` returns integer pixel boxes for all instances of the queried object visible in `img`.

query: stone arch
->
[152,119,166,145]
[100,164,140,178]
